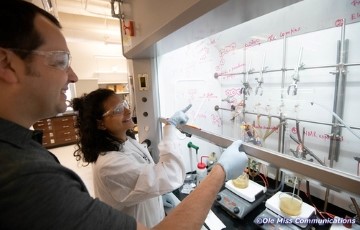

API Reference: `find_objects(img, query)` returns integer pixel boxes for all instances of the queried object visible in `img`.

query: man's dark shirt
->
[0,118,136,230]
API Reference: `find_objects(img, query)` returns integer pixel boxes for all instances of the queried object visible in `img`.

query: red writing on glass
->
[291,127,344,142]
[195,113,207,120]
[335,19,344,27]
[200,92,218,100]
[280,27,301,38]
[267,27,301,41]
[351,0,360,6]
[199,47,209,61]
[291,127,317,137]
[211,114,222,127]
[351,12,360,20]
[244,38,261,48]
[219,43,237,58]
[268,34,277,42]
[216,42,237,72]
[225,88,242,97]
[186,88,198,101]
[231,63,245,72]
[253,125,280,132]
[217,73,237,80]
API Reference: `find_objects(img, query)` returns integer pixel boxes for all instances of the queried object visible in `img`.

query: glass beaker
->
[232,172,249,189]
[279,192,303,216]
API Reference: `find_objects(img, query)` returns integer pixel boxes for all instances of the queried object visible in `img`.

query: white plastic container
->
[196,156,208,185]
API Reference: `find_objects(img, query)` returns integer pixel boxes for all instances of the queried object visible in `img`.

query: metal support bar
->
[159,117,360,196]
[214,105,235,112]
[244,111,360,130]
[329,19,348,164]
[279,36,287,154]
[214,62,360,77]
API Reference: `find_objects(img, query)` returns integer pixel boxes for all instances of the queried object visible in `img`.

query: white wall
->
[66,41,127,80]
[59,12,129,96]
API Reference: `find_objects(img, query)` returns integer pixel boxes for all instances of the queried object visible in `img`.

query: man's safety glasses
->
[102,101,130,117]
[10,49,72,70]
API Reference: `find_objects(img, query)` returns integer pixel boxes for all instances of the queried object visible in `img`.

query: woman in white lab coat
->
[72,88,188,228]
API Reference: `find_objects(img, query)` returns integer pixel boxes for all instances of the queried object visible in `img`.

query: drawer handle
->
[65,138,71,141]
[62,125,70,128]
[64,132,71,135]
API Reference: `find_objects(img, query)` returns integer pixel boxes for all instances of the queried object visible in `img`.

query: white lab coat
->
[92,125,186,228]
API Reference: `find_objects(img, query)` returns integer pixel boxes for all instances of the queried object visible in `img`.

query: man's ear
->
[0,48,18,83]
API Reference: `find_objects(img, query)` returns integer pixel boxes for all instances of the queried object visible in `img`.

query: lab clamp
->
[254,53,268,96]
[241,60,254,96]
[187,141,199,174]
[287,47,304,96]
[289,121,325,166]
[181,142,199,194]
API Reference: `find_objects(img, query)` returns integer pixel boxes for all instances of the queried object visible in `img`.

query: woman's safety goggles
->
[10,49,72,70]
[102,101,130,117]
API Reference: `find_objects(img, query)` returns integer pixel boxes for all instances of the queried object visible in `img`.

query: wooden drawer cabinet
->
[33,113,78,149]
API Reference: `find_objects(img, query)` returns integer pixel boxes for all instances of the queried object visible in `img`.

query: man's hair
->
[0,0,61,59]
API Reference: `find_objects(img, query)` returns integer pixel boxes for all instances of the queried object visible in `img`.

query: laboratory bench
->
[172,176,358,230]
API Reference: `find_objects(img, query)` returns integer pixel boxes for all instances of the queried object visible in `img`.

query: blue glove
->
[167,104,192,126]
[162,193,175,208]
[217,140,248,181]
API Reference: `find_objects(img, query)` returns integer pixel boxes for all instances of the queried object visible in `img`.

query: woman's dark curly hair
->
[72,88,134,164]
